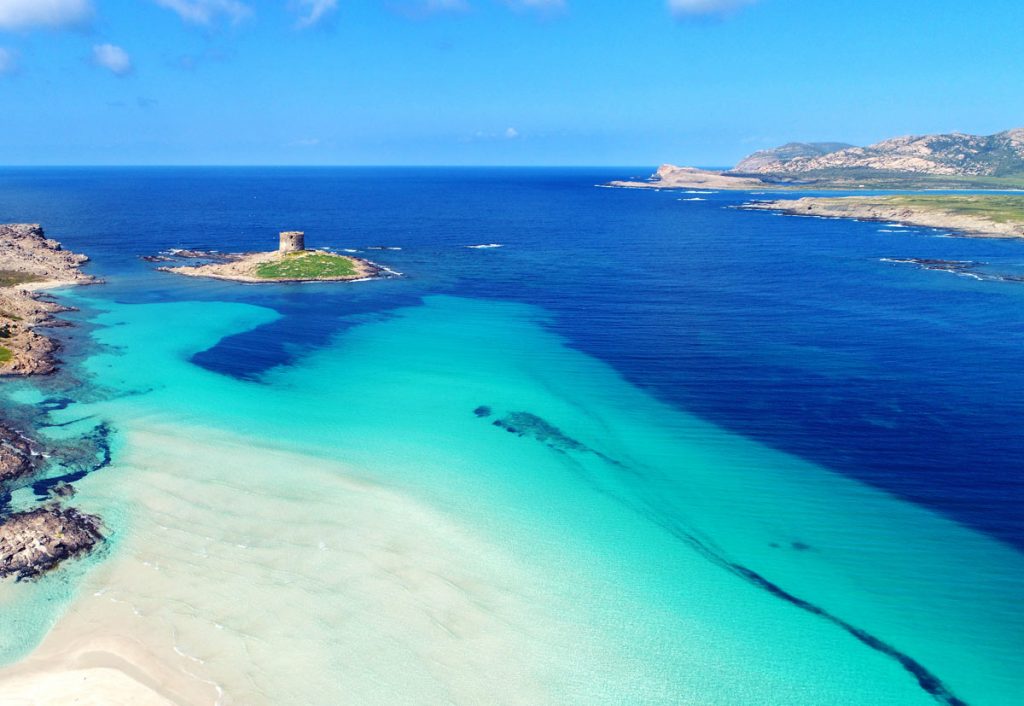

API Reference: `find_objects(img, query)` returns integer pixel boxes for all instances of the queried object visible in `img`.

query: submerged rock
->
[0,506,103,581]
[491,411,587,453]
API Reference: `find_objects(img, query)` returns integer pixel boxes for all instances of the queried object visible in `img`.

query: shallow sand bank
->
[0,423,612,705]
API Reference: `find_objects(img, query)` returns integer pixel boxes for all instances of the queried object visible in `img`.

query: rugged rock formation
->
[0,423,40,485]
[732,128,1024,177]
[613,128,1024,191]
[0,223,105,582]
[0,507,103,581]
[0,224,97,285]
[0,419,106,582]
[734,142,855,173]
[0,223,98,377]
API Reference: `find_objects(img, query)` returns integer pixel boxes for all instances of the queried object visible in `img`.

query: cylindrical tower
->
[279,231,305,253]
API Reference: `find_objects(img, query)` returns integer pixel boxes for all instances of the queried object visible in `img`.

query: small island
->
[159,230,386,283]
[744,195,1024,239]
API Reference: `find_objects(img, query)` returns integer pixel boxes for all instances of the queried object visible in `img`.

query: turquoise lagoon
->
[1,291,1020,705]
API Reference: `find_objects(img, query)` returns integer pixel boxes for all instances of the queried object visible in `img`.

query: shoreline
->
[1,224,106,586]
[743,196,1024,239]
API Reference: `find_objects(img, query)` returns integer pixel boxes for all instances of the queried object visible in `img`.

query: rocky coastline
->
[0,223,104,582]
[1,223,100,376]
[743,196,1024,239]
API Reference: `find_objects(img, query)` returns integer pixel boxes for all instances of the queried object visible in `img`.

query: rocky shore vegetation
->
[743,195,1024,239]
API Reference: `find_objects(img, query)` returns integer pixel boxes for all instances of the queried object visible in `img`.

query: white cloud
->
[92,43,132,75]
[504,127,519,139]
[0,0,93,30]
[0,47,15,74]
[294,0,337,28]
[668,0,757,17]
[153,0,250,25]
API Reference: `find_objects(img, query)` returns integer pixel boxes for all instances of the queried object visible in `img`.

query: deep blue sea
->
[1,168,1022,704]
[3,167,1022,546]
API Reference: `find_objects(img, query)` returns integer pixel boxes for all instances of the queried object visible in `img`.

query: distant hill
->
[734,142,855,173]
[731,128,1024,178]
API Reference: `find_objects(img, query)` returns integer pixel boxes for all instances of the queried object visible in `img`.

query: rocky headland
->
[607,164,770,191]
[743,195,1024,239]
[1,223,100,376]
[0,223,104,582]
[614,127,1024,191]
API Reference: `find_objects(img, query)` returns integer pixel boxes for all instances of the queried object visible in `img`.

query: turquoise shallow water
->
[2,292,1021,704]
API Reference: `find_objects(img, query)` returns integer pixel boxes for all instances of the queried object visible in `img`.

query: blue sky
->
[0,0,1022,166]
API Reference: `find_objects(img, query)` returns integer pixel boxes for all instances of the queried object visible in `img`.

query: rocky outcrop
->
[734,142,854,173]
[0,419,107,582]
[0,506,103,581]
[732,128,1024,177]
[0,423,40,486]
[0,223,98,377]
[0,224,97,286]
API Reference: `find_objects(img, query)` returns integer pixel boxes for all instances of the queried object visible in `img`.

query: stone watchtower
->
[279,231,305,253]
